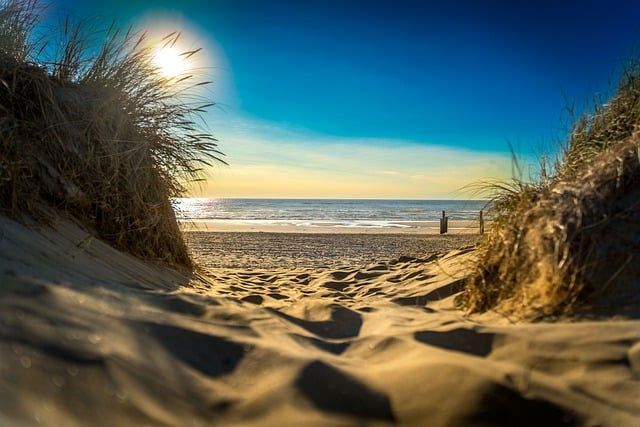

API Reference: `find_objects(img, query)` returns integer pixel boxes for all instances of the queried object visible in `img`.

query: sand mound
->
[464,135,640,317]
[0,1,222,268]
[1,217,639,426]
[461,64,640,318]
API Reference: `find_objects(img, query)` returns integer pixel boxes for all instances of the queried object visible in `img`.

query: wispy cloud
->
[378,170,403,176]
[190,114,515,198]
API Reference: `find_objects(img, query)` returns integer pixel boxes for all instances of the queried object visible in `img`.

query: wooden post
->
[479,210,485,235]
[439,210,448,234]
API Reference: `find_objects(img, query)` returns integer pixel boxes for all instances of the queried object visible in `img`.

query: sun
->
[152,45,188,78]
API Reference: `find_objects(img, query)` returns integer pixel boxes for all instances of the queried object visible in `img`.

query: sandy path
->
[1,217,639,426]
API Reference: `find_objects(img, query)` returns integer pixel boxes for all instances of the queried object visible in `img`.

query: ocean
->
[174,198,488,229]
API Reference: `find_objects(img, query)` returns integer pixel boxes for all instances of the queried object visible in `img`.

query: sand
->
[180,219,483,234]
[1,216,639,426]
[184,231,478,269]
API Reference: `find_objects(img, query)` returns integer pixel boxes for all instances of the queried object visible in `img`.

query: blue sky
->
[48,1,640,198]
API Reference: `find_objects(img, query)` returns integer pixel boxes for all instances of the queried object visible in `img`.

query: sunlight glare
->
[153,45,187,78]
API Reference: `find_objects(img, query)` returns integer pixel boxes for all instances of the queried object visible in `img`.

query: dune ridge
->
[463,64,640,318]
[0,0,222,269]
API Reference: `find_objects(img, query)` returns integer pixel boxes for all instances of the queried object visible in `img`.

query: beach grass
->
[460,62,640,317]
[0,0,223,269]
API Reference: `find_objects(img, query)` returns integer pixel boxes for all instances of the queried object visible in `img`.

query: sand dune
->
[1,217,639,426]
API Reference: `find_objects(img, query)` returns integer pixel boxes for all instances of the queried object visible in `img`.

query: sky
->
[48,0,640,198]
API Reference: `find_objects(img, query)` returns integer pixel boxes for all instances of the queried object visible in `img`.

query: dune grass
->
[459,62,640,317]
[0,0,223,269]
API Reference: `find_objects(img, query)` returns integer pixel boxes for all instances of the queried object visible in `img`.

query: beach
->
[184,230,478,269]
[2,217,638,426]
[1,1,639,424]
[180,219,482,234]
[179,200,485,268]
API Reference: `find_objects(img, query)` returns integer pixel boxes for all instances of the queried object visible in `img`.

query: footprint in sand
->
[141,322,248,377]
[330,270,354,280]
[321,281,353,291]
[241,295,264,305]
[413,328,495,357]
[270,305,363,339]
[294,360,395,422]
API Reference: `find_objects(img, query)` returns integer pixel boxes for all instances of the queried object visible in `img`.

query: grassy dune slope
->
[461,64,640,318]
[0,0,222,268]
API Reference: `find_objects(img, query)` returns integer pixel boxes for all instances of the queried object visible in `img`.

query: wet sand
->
[180,219,484,234]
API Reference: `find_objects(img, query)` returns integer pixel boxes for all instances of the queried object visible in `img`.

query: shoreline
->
[179,219,485,234]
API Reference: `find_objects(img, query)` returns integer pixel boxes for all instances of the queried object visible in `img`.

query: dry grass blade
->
[0,0,223,269]
[459,61,640,319]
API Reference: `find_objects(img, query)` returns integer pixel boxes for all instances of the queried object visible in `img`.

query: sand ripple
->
[1,218,639,426]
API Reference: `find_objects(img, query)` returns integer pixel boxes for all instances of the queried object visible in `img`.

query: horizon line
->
[176,196,491,201]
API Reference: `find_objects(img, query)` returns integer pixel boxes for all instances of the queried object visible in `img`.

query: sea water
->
[174,198,488,229]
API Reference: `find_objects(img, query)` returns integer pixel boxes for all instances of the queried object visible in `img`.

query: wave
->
[174,198,489,222]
